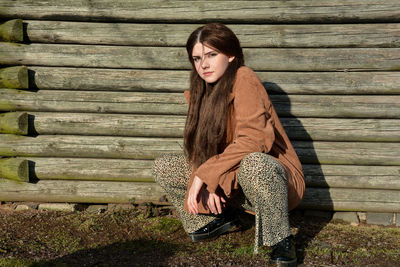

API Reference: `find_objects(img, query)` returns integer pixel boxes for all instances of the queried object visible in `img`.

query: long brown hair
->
[184,23,244,168]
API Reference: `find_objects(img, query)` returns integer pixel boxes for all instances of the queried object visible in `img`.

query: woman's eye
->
[209,53,218,57]
[193,57,200,62]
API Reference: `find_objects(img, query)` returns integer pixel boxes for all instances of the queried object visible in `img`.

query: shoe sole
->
[189,220,237,242]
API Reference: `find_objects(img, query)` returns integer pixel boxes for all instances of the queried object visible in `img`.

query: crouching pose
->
[153,23,305,266]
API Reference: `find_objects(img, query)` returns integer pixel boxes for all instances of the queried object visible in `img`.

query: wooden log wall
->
[0,1,400,212]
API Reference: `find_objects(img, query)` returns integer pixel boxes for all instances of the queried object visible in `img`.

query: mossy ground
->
[0,205,399,266]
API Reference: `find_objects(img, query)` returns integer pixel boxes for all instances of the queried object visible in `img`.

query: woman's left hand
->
[187,175,204,215]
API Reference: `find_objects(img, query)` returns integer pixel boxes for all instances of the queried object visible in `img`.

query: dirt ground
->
[0,203,399,267]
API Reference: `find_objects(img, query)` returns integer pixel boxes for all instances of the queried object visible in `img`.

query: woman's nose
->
[201,57,209,69]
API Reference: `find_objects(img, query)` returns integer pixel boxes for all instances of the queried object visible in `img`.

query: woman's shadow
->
[263,81,333,264]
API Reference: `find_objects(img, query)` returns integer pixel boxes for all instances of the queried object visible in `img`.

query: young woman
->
[153,23,305,266]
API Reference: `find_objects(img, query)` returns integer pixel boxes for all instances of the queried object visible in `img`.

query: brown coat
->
[183,66,305,214]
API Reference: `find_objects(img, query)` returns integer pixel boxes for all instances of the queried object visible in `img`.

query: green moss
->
[0,258,52,267]
[46,231,82,254]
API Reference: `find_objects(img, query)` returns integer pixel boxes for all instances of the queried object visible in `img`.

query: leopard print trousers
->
[153,152,291,253]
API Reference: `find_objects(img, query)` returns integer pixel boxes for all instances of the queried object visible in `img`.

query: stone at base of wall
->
[299,209,398,227]
[367,212,395,226]
[332,212,359,225]
[38,203,85,212]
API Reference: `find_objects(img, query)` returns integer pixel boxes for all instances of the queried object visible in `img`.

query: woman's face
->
[192,42,235,84]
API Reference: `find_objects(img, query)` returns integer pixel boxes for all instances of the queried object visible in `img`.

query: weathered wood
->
[30,67,188,92]
[2,43,400,71]
[1,90,399,118]
[0,112,28,135]
[280,118,400,142]
[0,179,164,204]
[18,157,400,190]
[0,179,399,212]
[0,89,188,115]
[305,175,400,190]
[303,164,400,177]
[0,19,23,42]
[29,112,400,142]
[25,20,400,48]
[0,158,29,182]
[1,0,400,23]
[24,157,154,182]
[294,141,400,165]
[304,165,400,190]
[0,135,399,165]
[0,66,28,89]
[300,188,400,212]
[28,66,400,95]
[30,113,186,138]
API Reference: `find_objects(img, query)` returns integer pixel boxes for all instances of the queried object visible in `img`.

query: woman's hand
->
[187,175,204,215]
[207,192,226,215]
[188,175,227,215]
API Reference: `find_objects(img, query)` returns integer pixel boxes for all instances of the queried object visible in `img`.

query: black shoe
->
[188,209,238,242]
[270,235,297,267]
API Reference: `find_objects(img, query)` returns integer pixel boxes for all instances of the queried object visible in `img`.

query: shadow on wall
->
[263,81,333,264]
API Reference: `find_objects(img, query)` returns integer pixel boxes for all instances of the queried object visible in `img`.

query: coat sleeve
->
[195,68,276,195]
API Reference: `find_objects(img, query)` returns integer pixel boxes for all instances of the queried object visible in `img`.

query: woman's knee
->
[238,152,286,184]
[152,153,188,186]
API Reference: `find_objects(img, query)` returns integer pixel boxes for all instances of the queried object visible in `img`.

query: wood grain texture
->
[1,90,399,118]
[0,135,398,165]
[303,165,400,190]
[300,187,400,212]
[2,43,400,71]
[0,179,399,212]
[1,0,400,23]
[24,157,154,182]
[25,21,400,48]
[0,179,164,204]
[29,112,400,142]
[28,66,400,95]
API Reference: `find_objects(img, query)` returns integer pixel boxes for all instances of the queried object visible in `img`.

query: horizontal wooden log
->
[29,112,400,142]
[29,67,188,92]
[30,112,186,138]
[18,157,400,190]
[0,179,399,212]
[0,134,399,165]
[0,89,188,115]
[0,158,28,182]
[2,90,399,118]
[0,112,28,135]
[1,0,400,23]
[280,118,400,142]
[25,157,153,182]
[0,179,164,204]
[2,43,400,71]
[25,21,400,48]
[299,187,400,212]
[0,66,28,89]
[303,165,400,190]
[0,19,23,42]
[28,66,400,95]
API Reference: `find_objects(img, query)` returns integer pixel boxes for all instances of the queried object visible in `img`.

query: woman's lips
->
[203,72,213,76]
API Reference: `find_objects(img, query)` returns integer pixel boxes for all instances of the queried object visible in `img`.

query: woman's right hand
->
[187,175,204,215]
[206,191,226,215]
